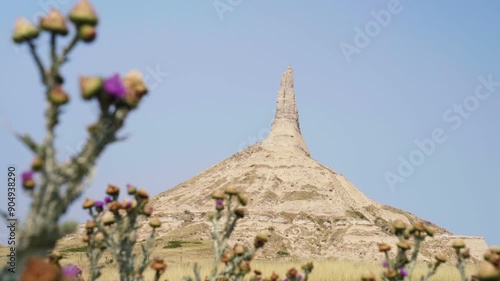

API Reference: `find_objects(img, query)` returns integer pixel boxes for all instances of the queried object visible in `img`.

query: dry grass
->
[0,246,476,281]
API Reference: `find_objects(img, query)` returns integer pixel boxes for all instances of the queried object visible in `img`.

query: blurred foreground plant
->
[0,1,151,280]
[362,221,500,281]
[82,184,164,281]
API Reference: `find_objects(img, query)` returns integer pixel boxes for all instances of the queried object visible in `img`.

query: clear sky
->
[1,1,499,247]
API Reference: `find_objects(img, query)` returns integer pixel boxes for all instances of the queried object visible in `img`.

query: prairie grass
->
[0,246,476,281]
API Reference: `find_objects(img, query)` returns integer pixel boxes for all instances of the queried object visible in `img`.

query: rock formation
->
[62,66,489,262]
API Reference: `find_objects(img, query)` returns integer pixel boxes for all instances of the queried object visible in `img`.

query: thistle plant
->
[372,220,440,281]
[182,184,313,281]
[363,221,500,281]
[82,184,165,281]
[0,1,151,279]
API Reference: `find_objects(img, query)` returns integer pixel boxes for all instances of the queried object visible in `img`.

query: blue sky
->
[1,1,499,247]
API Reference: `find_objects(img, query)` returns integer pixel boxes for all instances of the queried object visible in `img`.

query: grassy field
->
[0,245,477,281]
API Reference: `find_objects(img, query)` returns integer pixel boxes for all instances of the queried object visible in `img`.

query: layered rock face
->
[64,66,489,262]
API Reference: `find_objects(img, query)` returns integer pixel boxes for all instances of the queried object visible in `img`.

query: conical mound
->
[58,66,488,262]
[146,66,488,261]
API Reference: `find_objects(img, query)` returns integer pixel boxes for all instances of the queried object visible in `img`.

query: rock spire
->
[262,65,310,156]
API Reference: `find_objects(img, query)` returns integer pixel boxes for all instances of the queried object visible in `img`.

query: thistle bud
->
[137,189,149,199]
[40,10,68,35]
[378,243,391,253]
[232,244,244,255]
[211,190,225,200]
[12,18,39,44]
[490,246,500,255]
[303,262,314,271]
[361,271,376,281]
[270,272,279,281]
[237,193,249,206]
[452,239,465,250]
[85,220,95,230]
[397,240,411,251]
[424,226,435,237]
[127,184,137,195]
[239,261,251,274]
[82,198,95,209]
[94,232,105,242]
[69,0,98,26]
[82,235,89,243]
[106,184,120,196]
[31,156,42,171]
[79,76,102,99]
[143,205,153,216]
[149,217,161,228]
[150,257,167,273]
[78,24,96,43]
[435,253,447,263]
[414,221,425,232]
[48,86,69,105]
[462,248,471,259]
[254,233,269,248]
[123,70,148,107]
[234,208,246,218]
[102,212,115,226]
[286,268,298,278]
[476,261,500,280]
[107,201,122,212]
[392,220,406,232]
[224,183,239,195]
[94,201,104,213]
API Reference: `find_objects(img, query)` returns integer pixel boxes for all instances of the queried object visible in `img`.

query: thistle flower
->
[69,0,98,26]
[392,220,406,232]
[123,70,148,107]
[143,205,153,216]
[215,199,224,211]
[233,244,244,255]
[31,156,42,171]
[77,24,96,43]
[382,260,389,268]
[270,272,279,281]
[48,85,69,105]
[40,10,68,35]
[79,76,102,99]
[435,253,447,264]
[398,268,408,277]
[94,200,104,212]
[62,264,82,278]
[286,268,298,278]
[103,74,126,98]
[12,18,39,44]
[107,201,122,212]
[21,170,35,190]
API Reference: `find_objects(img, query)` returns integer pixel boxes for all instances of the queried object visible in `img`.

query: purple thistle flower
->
[94,201,104,208]
[103,73,126,98]
[104,196,112,203]
[62,264,82,278]
[282,279,289,281]
[125,201,132,208]
[216,199,224,207]
[382,260,389,268]
[399,268,408,277]
[21,171,34,182]
[297,274,303,280]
